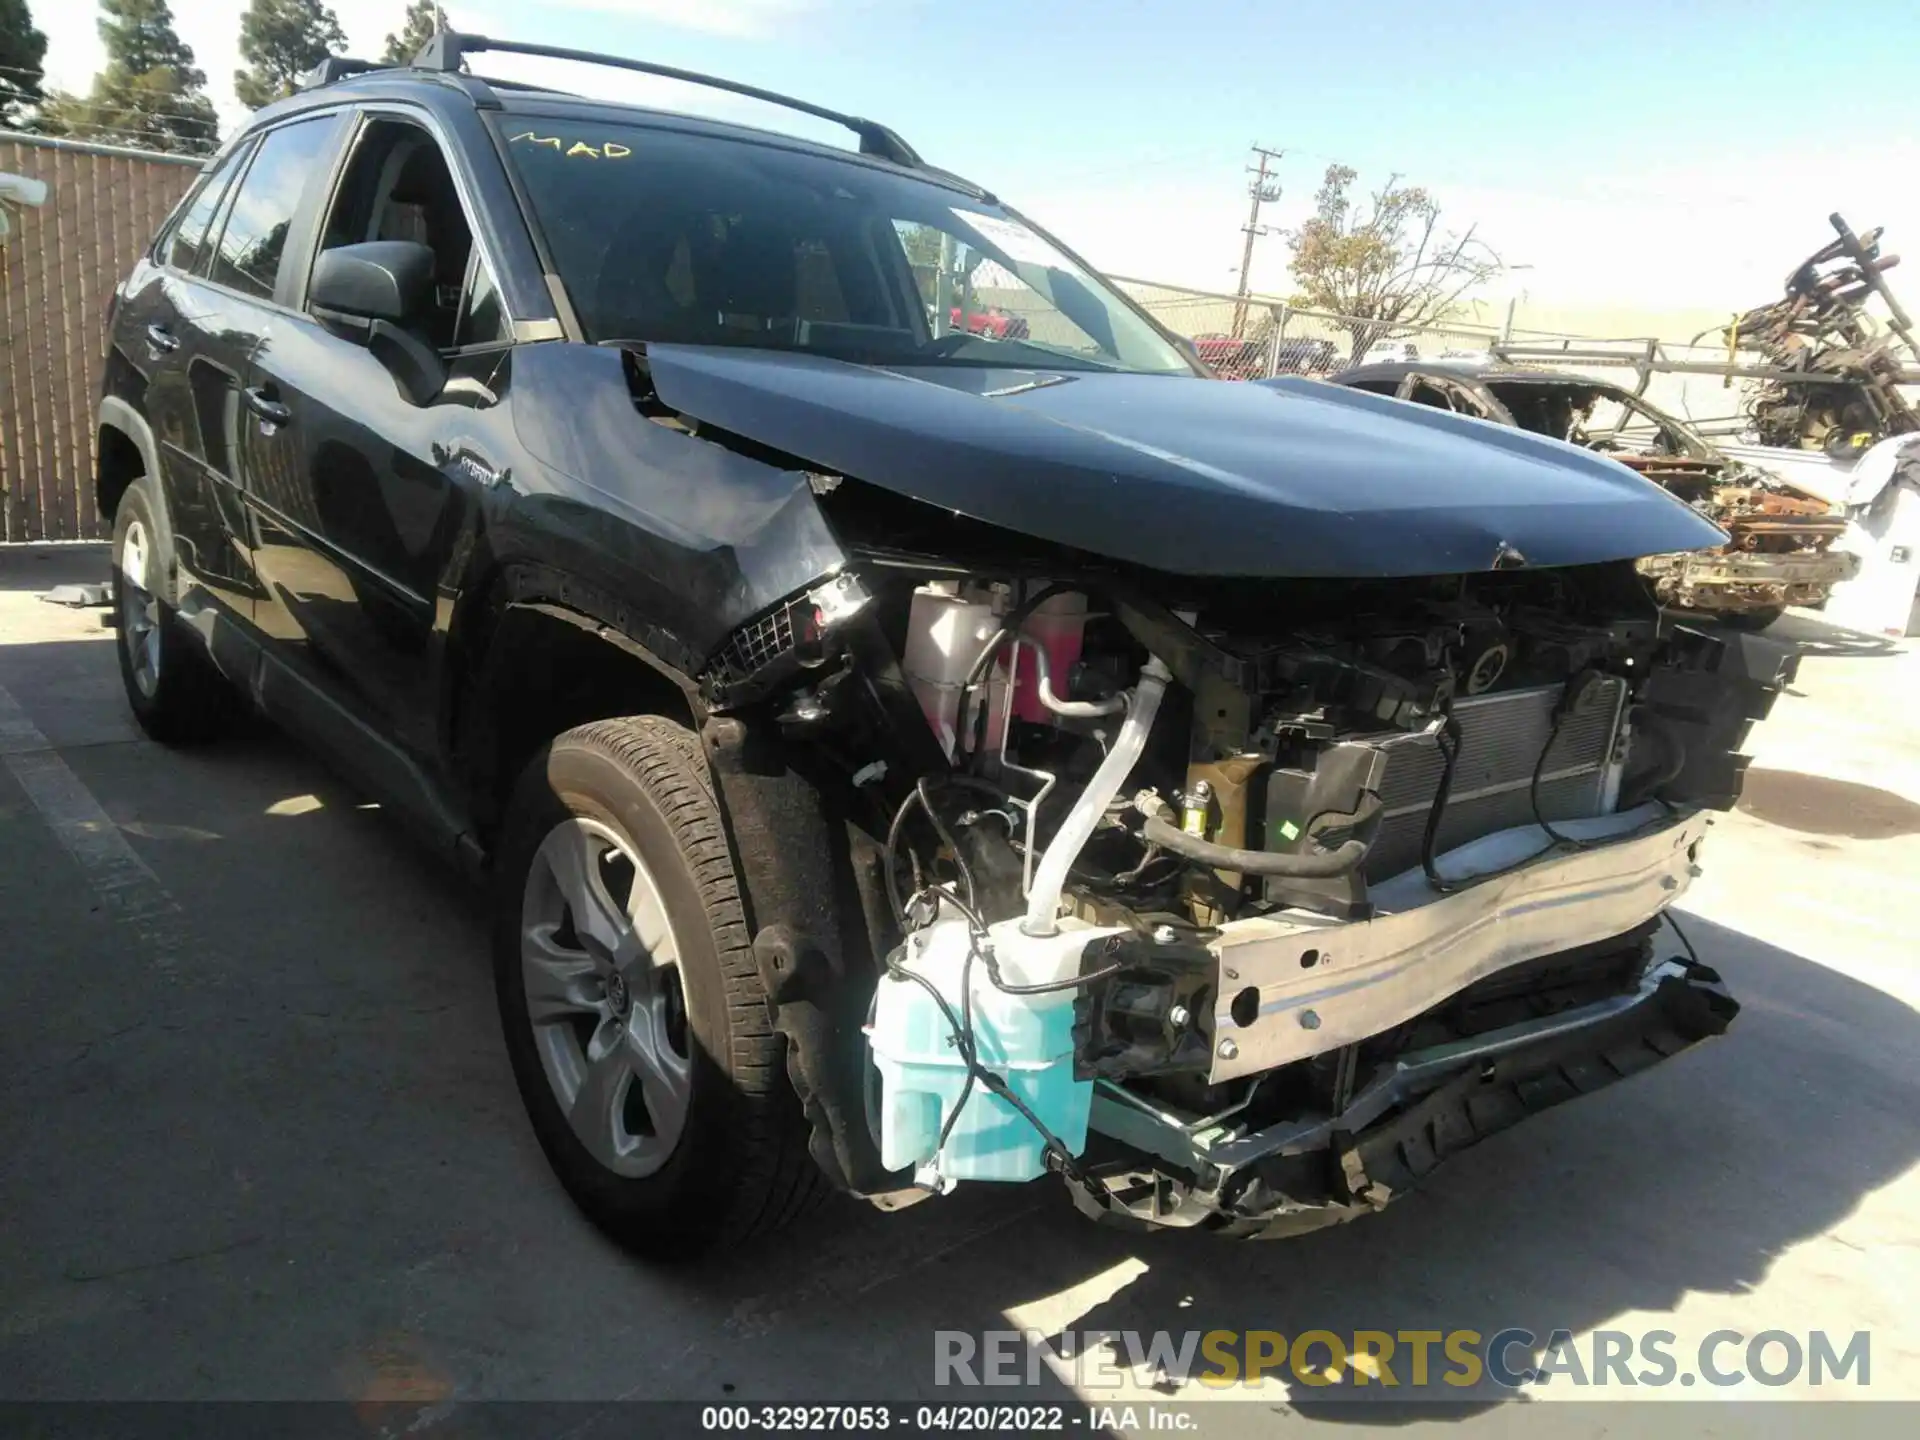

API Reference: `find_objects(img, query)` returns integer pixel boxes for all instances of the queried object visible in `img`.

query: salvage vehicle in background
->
[1187,335,1340,380]
[1191,332,1265,378]
[1719,214,1920,458]
[99,34,1787,1256]
[1362,338,1422,364]
[1271,337,1342,374]
[1315,360,1859,630]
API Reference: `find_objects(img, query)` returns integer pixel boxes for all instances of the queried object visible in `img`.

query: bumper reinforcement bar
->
[1082,954,1738,1235]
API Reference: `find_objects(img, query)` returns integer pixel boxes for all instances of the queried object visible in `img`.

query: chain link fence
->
[0,132,199,542]
[1113,277,1503,381]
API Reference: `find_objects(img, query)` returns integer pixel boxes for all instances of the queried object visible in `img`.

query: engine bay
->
[696,549,1787,1223]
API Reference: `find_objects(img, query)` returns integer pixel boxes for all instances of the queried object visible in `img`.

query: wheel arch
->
[450,562,897,1200]
[96,399,172,561]
[448,562,702,848]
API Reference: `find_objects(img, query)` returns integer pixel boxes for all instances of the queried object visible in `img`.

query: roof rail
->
[412,32,923,168]
[296,56,394,90]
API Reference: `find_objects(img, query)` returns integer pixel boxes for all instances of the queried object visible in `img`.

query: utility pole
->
[1232,144,1285,339]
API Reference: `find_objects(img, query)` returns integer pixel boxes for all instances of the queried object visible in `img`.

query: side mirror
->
[311,240,434,325]
[310,240,447,406]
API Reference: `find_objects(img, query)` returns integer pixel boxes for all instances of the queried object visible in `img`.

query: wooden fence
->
[0,133,199,542]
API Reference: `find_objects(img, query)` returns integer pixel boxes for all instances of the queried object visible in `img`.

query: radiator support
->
[1259,678,1628,918]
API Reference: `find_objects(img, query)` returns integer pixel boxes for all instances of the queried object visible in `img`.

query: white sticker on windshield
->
[951,209,1069,270]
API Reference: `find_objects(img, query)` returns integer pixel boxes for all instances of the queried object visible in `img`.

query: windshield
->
[493,117,1194,375]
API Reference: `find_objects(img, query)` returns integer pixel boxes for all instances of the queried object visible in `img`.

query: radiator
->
[1363,679,1628,881]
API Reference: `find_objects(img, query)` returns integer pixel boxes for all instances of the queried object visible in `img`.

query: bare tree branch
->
[1287,163,1504,359]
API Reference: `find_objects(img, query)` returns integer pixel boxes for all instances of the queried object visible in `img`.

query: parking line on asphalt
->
[0,680,186,977]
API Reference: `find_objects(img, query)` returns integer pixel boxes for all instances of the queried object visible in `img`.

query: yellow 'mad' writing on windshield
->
[508,131,632,159]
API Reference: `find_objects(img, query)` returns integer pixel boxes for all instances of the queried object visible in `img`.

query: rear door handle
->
[243,386,292,428]
[144,324,178,354]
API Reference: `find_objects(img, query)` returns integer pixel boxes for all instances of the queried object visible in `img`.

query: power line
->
[1231,144,1284,339]
[0,103,221,130]
[0,115,219,154]
[0,63,224,113]
[0,86,220,116]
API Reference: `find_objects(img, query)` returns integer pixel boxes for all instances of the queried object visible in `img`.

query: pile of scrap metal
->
[1314,361,1858,628]
[1724,214,1920,456]
[1628,465,1851,627]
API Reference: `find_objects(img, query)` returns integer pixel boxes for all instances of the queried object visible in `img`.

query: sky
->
[27,0,1920,324]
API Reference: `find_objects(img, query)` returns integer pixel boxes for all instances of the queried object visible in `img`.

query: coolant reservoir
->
[1012,591,1087,722]
[901,585,999,758]
[867,915,1117,1182]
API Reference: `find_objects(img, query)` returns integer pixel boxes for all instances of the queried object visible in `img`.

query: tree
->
[101,0,202,78]
[39,1,217,152]
[0,0,48,126]
[382,0,445,64]
[235,0,346,109]
[1287,164,1502,358]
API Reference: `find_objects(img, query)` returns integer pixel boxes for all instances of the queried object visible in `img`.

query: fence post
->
[1265,306,1287,378]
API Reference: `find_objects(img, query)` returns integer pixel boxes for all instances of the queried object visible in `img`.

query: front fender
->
[501,343,846,666]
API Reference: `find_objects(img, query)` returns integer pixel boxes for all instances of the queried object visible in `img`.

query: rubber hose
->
[1140,812,1370,879]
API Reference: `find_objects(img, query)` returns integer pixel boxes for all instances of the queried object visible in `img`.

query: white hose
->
[1021,655,1172,936]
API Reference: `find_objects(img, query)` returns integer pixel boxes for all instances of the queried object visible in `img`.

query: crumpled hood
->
[644,345,1727,577]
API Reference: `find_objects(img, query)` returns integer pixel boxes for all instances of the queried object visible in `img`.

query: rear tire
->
[492,716,830,1257]
[110,475,238,745]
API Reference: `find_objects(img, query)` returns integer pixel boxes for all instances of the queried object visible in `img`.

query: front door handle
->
[243,386,292,428]
[144,324,178,354]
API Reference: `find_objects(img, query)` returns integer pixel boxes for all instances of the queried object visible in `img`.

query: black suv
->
[100,34,1782,1257]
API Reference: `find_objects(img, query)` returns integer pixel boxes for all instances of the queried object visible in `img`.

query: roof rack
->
[412,32,923,168]
[296,56,394,90]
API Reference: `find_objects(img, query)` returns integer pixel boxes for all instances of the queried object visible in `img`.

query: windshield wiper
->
[917,336,1134,373]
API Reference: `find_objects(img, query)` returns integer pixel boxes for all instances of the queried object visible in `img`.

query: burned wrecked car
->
[1318,361,1859,629]
[100,35,1786,1255]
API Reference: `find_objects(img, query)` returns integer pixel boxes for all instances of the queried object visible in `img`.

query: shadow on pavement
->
[1765,611,1905,660]
[0,543,109,595]
[1739,768,1920,840]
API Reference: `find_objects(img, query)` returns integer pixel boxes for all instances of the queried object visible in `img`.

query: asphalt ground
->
[2,542,1916,1432]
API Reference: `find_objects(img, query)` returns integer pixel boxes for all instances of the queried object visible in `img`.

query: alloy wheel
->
[520,816,692,1177]
[118,518,161,698]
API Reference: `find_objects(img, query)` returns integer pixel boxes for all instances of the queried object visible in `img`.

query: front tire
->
[492,716,829,1256]
[110,476,237,745]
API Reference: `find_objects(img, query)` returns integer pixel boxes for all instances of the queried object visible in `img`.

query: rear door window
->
[161,144,251,275]
[206,116,338,300]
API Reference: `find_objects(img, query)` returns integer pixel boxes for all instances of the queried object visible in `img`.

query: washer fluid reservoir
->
[867,916,1116,1182]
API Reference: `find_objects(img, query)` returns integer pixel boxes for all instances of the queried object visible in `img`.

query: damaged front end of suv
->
[474,91,1791,1241]
[625,350,1787,1240]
